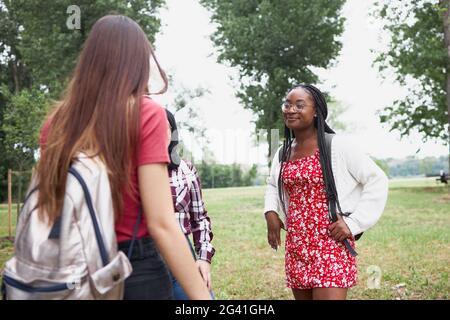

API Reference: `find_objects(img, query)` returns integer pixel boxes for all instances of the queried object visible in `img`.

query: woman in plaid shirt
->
[165,110,215,300]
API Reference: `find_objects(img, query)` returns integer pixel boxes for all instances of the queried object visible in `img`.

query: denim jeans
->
[170,236,215,300]
[172,277,215,300]
[118,237,173,300]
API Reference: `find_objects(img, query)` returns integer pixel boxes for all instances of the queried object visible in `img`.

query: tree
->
[373,158,390,177]
[243,164,258,186]
[0,0,165,93]
[443,0,450,172]
[419,157,436,175]
[373,0,449,170]
[1,86,48,171]
[1,86,47,206]
[200,0,346,159]
[231,163,243,186]
[327,99,351,132]
[196,162,258,189]
[375,155,448,177]
[168,84,210,158]
[0,0,166,201]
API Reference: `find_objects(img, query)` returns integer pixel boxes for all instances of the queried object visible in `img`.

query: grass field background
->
[1,177,449,299]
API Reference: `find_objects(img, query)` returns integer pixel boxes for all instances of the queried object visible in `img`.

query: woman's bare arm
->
[138,163,211,300]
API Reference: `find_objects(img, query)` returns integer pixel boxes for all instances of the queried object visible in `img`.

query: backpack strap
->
[48,216,62,239]
[324,133,358,257]
[57,167,141,262]
[126,208,142,260]
[1,279,6,300]
[68,167,110,266]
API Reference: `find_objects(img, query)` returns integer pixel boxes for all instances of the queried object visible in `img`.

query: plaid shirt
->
[169,160,215,263]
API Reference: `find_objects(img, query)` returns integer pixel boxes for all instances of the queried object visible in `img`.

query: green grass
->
[0,204,18,237]
[0,204,17,272]
[388,176,445,188]
[1,177,449,299]
[205,178,450,300]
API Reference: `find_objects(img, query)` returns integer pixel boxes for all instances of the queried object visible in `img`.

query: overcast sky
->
[152,0,448,165]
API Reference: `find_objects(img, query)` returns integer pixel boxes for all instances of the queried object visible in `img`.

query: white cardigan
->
[264,135,389,236]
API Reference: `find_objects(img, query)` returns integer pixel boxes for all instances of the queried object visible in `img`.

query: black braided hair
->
[277,84,337,218]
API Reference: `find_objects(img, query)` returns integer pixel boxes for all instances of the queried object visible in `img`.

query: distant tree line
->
[374,155,449,178]
[196,163,258,189]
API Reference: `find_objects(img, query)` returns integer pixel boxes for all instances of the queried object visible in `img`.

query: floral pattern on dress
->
[282,149,357,289]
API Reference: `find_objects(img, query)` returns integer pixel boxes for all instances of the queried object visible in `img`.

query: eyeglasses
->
[281,101,308,113]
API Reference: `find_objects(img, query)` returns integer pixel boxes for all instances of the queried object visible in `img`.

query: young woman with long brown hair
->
[38,15,210,300]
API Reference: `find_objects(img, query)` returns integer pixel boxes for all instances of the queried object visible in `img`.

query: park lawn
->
[204,178,450,300]
[0,178,449,300]
[0,204,17,273]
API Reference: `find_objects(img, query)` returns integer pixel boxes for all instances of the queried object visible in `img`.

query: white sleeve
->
[339,139,389,235]
[263,147,285,226]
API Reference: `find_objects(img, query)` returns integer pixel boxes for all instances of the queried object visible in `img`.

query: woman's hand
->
[196,260,212,290]
[329,214,352,242]
[265,211,283,250]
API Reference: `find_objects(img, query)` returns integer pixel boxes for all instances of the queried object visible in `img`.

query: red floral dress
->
[283,149,357,289]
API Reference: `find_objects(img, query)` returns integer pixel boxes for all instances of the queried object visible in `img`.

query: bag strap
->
[126,208,142,260]
[1,279,6,300]
[68,167,110,266]
[324,134,358,257]
[50,167,141,262]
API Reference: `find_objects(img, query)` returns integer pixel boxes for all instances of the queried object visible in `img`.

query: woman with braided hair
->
[263,84,388,300]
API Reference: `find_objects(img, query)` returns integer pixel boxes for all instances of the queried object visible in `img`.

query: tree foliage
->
[1,86,48,170]
[197,162,258,189]
[0,0,165,201]
[373,0,449,142]
[1,0,165,92]
[382,155,448,177]
[200,0,346,156]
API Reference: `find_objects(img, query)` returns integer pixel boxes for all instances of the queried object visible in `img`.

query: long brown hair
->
[37,15,168,223]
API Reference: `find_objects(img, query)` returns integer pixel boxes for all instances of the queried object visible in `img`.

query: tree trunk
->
[11,60,20,94]
[447,73,450,177]
[17,170,23,218]
[442,0,450,176]
[8,169,12,240]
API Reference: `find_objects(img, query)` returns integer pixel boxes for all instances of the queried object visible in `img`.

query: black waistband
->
[118,237,157,260]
